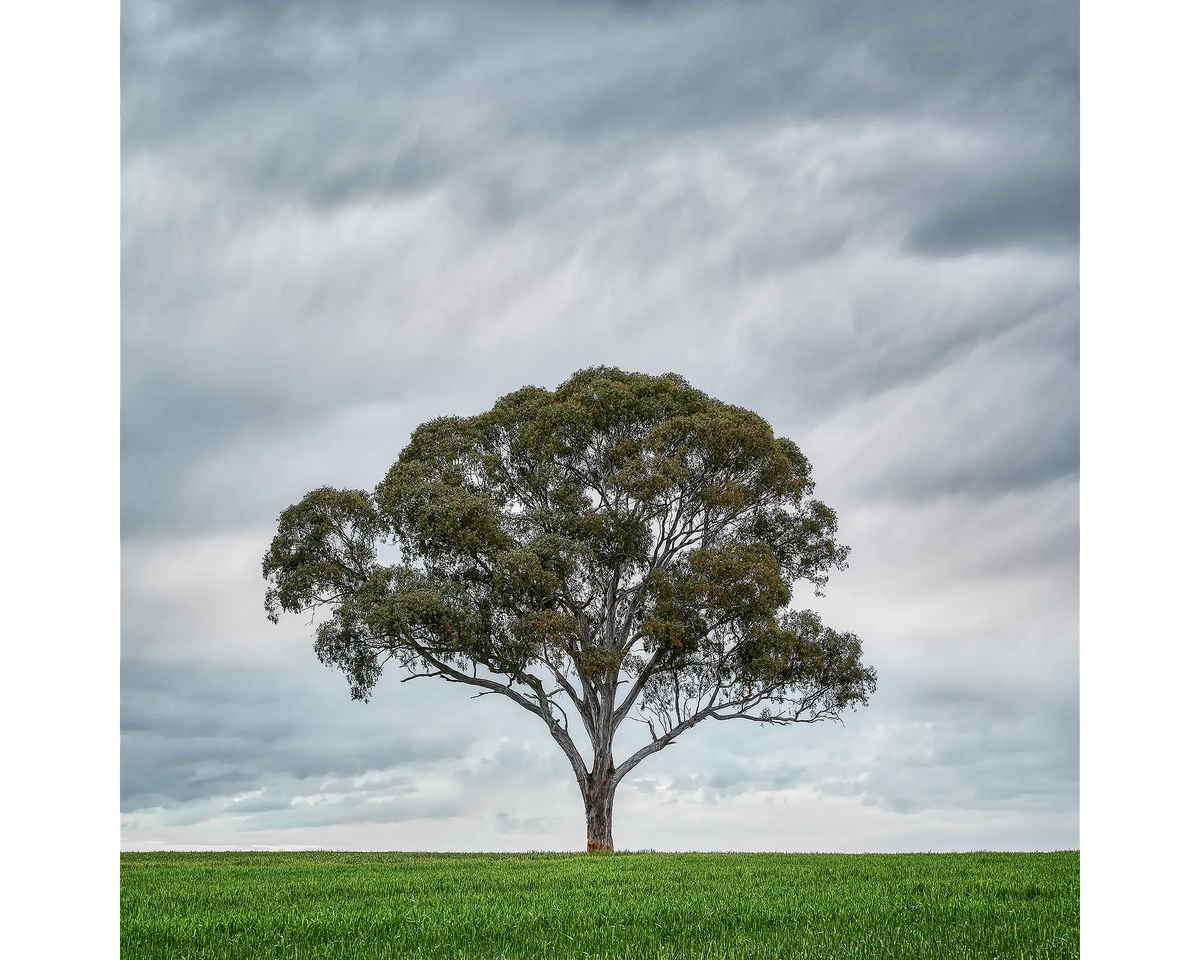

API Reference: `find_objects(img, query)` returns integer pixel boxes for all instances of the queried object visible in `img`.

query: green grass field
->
[120,851,1079,959]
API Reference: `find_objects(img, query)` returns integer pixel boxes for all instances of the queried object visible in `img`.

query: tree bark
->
[583,772,616,852]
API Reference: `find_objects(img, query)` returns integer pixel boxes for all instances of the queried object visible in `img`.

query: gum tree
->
[263,367,875,851]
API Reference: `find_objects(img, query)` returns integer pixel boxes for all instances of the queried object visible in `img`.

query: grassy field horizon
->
[121,849,1079,959]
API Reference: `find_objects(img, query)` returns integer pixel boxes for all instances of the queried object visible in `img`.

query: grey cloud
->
[816,642,1077,803]
[863,347,1078,502]
[121,657,476,811]
[121,653,582,833]
[121,389,360,539]
[852,689,1079,815]
[647,758,813,801]
[791,297,1079,505]
[121,0,1077,535]
[119,0,1079,271]
[122,0,1078,848]
[495,812,564,837]
[620,671,1078,818]
[780,260,1071,412]
[147,777,471,832]
[906,166,1079,256]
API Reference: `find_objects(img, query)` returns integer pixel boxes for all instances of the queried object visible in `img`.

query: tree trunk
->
[584,775,616,852]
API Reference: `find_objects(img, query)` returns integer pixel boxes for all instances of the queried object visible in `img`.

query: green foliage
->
[263,487,382,625]
[263,368,876,817]
[121,851,1081,960]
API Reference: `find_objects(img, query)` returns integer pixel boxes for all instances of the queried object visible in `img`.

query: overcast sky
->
[120,0,1078,852]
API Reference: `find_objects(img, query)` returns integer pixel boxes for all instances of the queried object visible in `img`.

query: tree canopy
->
[264,367,875,850]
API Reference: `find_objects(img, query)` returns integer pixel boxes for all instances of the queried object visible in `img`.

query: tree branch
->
[407,636,593,786]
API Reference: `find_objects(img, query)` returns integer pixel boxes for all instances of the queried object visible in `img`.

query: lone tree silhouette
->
[264,367,876,851]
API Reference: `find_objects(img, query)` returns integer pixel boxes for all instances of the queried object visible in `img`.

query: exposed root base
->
[587,840,614,853]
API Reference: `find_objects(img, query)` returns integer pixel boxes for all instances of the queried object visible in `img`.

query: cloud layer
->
[122,0,1078,850]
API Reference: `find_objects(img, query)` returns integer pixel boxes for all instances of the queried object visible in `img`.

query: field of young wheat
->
[120,850,1079,959]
